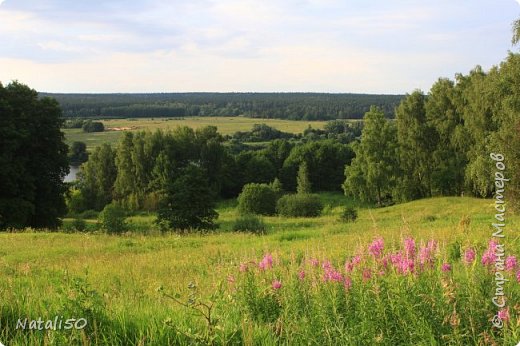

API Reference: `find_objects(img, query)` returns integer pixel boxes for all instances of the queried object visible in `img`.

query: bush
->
[71,218,87,232]
[232,214,267,234]
[276,194,323,217]
[340,206,358,222]
[98,204,127,234]
[238,183,277,216]
[82,120,104,133]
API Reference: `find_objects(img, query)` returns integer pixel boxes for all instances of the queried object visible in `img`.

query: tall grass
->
[1,195,519,344]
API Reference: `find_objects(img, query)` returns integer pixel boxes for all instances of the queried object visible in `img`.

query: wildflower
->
[396,257,414,275]
[463,248,476,264]
[345,255,362,273]
[368,237,384,258]
[404,237,416,258]
[516,270,520,283]
[309,258,319,267]
[505,256,517,271]
[272,280,282,290]
[239,263,248,272]
[441,263,452,272]
[323,267,343,282]
[419,244,435,268]
[497,308,510,322]
[259,253,273,270]
[362,268,372,281]
[343,276,352,290]
[321,260,332,271]
[298,270,305,280]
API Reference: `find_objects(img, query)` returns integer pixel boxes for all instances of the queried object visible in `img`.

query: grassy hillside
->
[1,195,519,344]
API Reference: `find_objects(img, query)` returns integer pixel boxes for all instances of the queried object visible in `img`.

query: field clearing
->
[1,195,519,344]
[63,117,328,150]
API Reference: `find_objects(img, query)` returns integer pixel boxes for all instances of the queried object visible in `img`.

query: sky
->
[0,0,519,94]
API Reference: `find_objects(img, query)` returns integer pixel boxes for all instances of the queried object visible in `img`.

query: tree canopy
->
[0,81,69,229]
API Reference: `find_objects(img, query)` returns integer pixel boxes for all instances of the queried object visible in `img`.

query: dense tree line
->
[41,92,403,120]
[344,52,520,210]
[70,127,354,214]
[0,82,69,229]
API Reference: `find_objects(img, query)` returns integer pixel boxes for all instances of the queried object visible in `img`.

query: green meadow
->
[1,194,519,345]
[63,117,327,150]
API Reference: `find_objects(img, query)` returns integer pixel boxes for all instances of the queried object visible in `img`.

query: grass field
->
[63,117,327,150]
[1,194,519,344]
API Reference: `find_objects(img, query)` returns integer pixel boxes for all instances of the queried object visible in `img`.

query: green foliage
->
[296,161,312,194]
[71,218,87,232]
[281,140,354,192]
[232,214,267,234]
[66,188,88,214]
[68,141,89,166]
[77,143,117,211]
[343,106,397,206]
[98,203,127,234]
[339,206,358,223]
[0,81,69,229]
[62,118,85,129]
[48,93,403,120]
[237,183,277,216]
[82,120,104,133]
[156,165,218,232]
[276,194,323,217]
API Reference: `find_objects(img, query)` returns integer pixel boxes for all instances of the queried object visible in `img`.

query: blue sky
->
[0,0,519,93]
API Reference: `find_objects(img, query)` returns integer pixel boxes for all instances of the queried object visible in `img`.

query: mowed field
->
[1,195,520,345]
[63,117,328,150]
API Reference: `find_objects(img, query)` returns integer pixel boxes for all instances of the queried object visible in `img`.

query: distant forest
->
[39,92,404,120]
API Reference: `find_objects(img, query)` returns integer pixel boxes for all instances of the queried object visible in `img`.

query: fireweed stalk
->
[490,153,509,329]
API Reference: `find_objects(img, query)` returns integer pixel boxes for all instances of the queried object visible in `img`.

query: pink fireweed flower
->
[418,246,433,268]
[368,237,384,258]
[343,276,352,290]
[463,248,476,264]
[321,260,332,271]
[323,267,343,282]
[239,263,248,272]
[362,268,372,281]
[259,253,273,270]
[404,237,416,258]
[516,270,520,283]
[344,255,362,273]
[441,263,452,272]
[272,280,282,290]
[497,308,510,322]
[298,270,305,280]
[396,258,414,275]
[505,256,517,271]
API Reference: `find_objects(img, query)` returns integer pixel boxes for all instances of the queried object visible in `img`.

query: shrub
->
[71,218,87,232]
[232,214,267,234]
[238,183,277,216]
[276,194,323,217]
[98,204,127,234]
[82,120,104,133]
[340,206,358,222]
